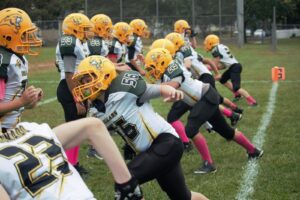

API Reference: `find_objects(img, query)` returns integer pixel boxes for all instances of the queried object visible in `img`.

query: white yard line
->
[235,82,279,200]
[37,97,57,106]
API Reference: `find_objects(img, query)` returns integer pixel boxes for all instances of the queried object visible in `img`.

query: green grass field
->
[23,38,300,199]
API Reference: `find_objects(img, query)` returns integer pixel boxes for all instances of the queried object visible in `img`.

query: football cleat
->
[233,107,244,114]
[87,145,103,160]
[74,163,88,176]
[248,148,264,160]
[183,141,193,152]
[230,112,242,126]
[194,161,217,174]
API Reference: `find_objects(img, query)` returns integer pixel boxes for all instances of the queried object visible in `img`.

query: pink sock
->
[234,91,240,97]
[229,102,237,109]
[193,134,213,164]
[246,96,257,105]
[65,146,80,165]
[234,132,255,153]
[171,120,189,143]
[222,108,233,117]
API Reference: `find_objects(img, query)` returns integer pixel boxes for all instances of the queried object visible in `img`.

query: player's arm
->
[128,47,145,76]
[53,118,143,199]
[0,85,40,114]
[114,63,131,72]
[202,57,222,79]
[213,57,225,70]
[138,84,183,103]
[0,184,10,200]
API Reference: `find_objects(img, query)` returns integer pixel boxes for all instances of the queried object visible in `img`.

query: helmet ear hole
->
[6,36,11,41]
[161,61,165,66]
[104,74,110,80]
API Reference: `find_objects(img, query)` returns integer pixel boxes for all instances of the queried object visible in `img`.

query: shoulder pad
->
[164,60,184,79]
[211,46,222,58]
[0,47,13,80]
[108,71,146,97]
[59,35,76,56]
[88,37,103,56]
[128,35,138,47]
[180,45,192,58]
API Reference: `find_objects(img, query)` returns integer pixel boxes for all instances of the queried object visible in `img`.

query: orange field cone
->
[272,66,285,82]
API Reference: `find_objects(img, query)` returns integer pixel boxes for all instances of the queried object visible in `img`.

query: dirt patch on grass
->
[29,61,57,74]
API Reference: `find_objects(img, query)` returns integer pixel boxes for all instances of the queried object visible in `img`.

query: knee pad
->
[233,85,240,92]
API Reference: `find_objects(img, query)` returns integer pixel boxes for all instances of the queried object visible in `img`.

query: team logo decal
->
[0,14,23,33]
[72,16,82,25]
[89,57,102,69]
[16,59,22,68]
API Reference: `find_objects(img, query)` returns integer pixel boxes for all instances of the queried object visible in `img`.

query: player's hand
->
[35,88,44,101]
[137,54,144,62]
[25,87,44,109]
[21,86,39,108]
[116,63,131,72]
[161,85,184,102]
[115,177,143,200]
[76,102,87,115]
[139,69,146,76]
[214,73,221,81]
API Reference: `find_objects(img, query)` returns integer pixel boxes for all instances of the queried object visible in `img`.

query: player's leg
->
[208,109,263,159]
[157,162,208,200]
[230,64,257,106]
[0,185,9,200]
[186,88,220,173]
[219,104,242,126]
[53,117,132,184]
[167,101,191,145]
[56,80,84,170]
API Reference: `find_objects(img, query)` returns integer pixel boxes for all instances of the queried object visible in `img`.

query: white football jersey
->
[211,44,238,68]
[0,47,28,129]
[86,36,109,57]
[190,58,211,77]
[163,58,205,107]
[55,35,89,80]
[125,35,143,63]
[108,38,126,62]
[0,122,95,200]
[89,71,178,153]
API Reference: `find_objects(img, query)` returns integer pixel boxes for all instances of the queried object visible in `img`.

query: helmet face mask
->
[72,56,117,102]
[0,8,42,55]
[203,34,220,51]
[129,19,149,38]
[144,48,172,83]
[113,22,133,44]
[91,14,113,39]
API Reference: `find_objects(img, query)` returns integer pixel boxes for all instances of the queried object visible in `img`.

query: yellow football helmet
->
[174,19,190,34]
[62,13,93,41]
[165,32,185,52]
[0,8,42,55]
[72,55,117,102]
[129,19,149,38]
[113,22,133,45]
[144,48,172,83]
[203,34,220,51]
[150,39,176,56]
[91,14,113,39]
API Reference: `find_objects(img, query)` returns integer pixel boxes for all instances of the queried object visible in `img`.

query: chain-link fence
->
[35,0,298,47]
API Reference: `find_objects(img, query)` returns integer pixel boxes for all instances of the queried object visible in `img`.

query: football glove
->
[115,177,143,200]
